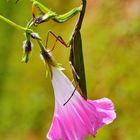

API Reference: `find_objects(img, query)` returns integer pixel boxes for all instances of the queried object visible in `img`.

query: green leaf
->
[70,31,87,99]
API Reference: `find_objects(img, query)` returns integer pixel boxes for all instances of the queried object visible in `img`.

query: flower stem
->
[0,15,33,32]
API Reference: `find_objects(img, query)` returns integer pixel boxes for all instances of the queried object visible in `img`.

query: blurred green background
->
[0,0,140,140]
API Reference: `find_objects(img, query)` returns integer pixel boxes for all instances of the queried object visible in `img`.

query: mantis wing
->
[70,31,87,99]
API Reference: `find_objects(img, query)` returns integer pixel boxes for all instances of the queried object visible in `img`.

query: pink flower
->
[47,68,116,140]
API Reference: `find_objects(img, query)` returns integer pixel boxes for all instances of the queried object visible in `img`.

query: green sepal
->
[55,63,65,71]
[21,52,30,63]
[45,62,52,79]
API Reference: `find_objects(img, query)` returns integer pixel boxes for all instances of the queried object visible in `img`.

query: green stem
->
[0,15,33,32]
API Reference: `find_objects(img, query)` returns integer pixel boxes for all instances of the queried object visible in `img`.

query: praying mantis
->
[28,0,87,100]
[0,0,87,102]
[20,0,87,101]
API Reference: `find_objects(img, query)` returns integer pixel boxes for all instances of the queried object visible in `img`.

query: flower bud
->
[22,40,33,63]
[30,32,41,40]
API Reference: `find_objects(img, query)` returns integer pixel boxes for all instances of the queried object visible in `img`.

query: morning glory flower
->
[47,67,116,140]
[38,41,116,140]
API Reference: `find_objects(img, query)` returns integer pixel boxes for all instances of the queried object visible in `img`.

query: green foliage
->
[0,0,140,140]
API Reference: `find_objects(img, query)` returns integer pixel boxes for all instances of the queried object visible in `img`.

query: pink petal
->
[47,68,116,140]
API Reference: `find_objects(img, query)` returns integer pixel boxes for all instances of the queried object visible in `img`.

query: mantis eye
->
[34,16,45,24]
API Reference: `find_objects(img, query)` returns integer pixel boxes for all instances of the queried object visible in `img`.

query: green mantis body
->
[30,0,87,100]
[0,0,87,100]
[30,0,82,26]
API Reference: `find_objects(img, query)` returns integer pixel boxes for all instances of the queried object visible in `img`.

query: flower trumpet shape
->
[47,68,116,140]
